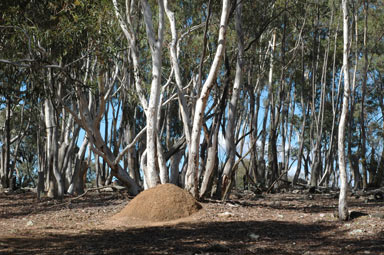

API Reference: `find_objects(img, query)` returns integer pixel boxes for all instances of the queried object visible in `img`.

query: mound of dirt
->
[113,183,202,222]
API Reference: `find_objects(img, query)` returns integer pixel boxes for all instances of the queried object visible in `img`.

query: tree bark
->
[266,30,278,187]
[164,0,192,144]
[0,97,11,188]
[221,0,244,198]
[360,0,369,188]
[185,0,230,197]
[142,0,164,188]
[293,99,308,185]
[338,0,350,221]
[44,96,64,199]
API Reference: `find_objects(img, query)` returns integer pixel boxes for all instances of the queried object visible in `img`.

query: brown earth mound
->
[113,183,202,222]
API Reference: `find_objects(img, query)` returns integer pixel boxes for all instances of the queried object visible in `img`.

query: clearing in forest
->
[0,187,384,254]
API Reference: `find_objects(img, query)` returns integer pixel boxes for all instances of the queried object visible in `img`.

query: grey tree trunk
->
[44,96,64,199]
[360,0,369,188]
[309,4,327,188]
[348,7,361,190]
[0,97,11,188]
[266,30,278,187]
[221,0,244,198]
[199,121,219,199]
[320,15,341,187]
[67,137,88,195]
[170,151,182,185]
[293,99,308,185]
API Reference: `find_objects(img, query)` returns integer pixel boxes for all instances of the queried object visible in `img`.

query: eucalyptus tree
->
[221,0,245,199]
[185,0,231,197]
[0,82,30,189]
[338,0,350,221]
[112,0,169,188]
[0,17,34,189]
[359,0,369,189]
[0,0,142,197]
[359,0,384,188]
[319,4,342,187]
[2,0,384,201]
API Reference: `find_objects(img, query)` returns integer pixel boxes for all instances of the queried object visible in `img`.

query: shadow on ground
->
[0,192,126,219]
[1,220,383,255]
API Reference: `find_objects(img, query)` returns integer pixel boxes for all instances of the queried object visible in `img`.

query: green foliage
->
[1,0,384,190]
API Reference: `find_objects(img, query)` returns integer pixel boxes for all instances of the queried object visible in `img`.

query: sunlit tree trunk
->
[266,30,278,187]
[164,0,192,144]
[338,0,350,221]
[113,0,166,188]
[142,0,165,187]
[185,0,230,197]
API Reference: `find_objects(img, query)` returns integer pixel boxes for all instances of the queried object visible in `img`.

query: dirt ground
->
[0,187,383,255]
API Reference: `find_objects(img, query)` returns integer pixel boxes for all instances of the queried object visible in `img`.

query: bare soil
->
[0,187,383,255]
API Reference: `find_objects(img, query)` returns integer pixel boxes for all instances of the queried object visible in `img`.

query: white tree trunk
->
[185,0,230,197]
[113,0,166,188]
[141,0,165,187]
[338,0,350,221]
[164,0,192,144]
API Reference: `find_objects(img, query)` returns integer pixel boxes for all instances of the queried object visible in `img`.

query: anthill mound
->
[113,183,202,222]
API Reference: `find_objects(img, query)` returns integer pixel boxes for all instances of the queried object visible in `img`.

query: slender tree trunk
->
[267,29,278,187]
[259,91,270,186]
[309,3,324,188]
[338,0,350,221]
[360,0,369,188]
[67,137,88,195]
[293,100,308,185]
[185,0,230,197]
[164,0,192,144]
[348,6,361,190]
[321,15,341,187]
[36,109,45,199]
[140,0,165,187]
[1,97,11,188]
[199,120,219,199]
[221,0,244,198]
[374,104,384,186]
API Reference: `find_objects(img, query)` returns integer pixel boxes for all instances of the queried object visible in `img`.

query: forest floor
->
[0,186,383,255]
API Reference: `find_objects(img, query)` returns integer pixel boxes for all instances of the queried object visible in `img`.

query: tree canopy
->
[1,0,384,215]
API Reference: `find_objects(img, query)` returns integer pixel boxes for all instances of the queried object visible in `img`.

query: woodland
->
[1,1,384,252]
